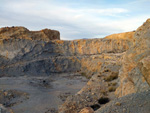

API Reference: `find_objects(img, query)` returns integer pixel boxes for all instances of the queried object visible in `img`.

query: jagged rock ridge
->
[0,26,60,41]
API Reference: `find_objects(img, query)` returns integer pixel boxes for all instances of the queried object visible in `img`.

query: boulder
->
[79,107,94,113]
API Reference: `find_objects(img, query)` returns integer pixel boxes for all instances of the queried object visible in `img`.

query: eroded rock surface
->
[0,26,60,41]
[115,19,150,97]
[0,37,132,77]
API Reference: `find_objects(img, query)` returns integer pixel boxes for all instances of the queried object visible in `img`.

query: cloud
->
[0,0,149,40]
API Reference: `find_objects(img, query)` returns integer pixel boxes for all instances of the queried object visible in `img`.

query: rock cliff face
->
[0,31,133,77]
[115,19,150,97]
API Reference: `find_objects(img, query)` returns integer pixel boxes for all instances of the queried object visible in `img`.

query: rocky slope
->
[115,19,150,97]
[0,26,60,41]
[0,31,133,77]
[0,19,150,113]
[96,90,150,113]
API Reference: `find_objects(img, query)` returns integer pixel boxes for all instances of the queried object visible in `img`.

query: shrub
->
[104,72,118,82]
[108,86,116,92]
[80,72,91,79]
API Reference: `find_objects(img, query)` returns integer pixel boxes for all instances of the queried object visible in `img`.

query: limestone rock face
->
[115,19,150,97]
[0,37,132,77]
[0,26,60,41]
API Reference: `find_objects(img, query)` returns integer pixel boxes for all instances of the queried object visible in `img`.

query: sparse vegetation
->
[108,86,117,92]
[108,82,117,86]
[104,72,118,82]
[100,89,107,96]
[80,72,91,79]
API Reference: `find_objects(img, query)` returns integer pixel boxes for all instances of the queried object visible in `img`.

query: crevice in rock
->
[90,104,100,111]
[98,97,110,104]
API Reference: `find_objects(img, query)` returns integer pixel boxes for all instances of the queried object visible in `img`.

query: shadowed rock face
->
[0,35,133,77]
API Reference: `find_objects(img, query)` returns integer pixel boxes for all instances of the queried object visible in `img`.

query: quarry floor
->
[0,73,88,113]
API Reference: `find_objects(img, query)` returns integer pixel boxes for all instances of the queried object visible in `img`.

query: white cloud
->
[0,0,149,40]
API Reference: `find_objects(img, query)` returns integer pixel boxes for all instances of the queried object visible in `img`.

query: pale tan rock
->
[105,31,135,40]
[79,107,94,113]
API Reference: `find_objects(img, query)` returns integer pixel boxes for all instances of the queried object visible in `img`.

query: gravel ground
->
[0,73,88,113]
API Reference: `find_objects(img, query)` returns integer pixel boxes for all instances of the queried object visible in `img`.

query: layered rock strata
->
[0,32,133,77]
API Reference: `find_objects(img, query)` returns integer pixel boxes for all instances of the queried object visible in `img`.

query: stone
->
[79,107,94,113]
[115,102,121,106]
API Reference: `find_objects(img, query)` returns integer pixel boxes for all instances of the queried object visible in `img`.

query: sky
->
[0,0,150,40]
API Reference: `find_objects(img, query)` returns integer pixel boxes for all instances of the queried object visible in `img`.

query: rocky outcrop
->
[0,26,60,41]
[115,19,150,97]
[0,36,132,77]
[105,31,135,40]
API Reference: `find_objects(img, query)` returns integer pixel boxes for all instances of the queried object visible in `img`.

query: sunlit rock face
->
[0,26,60,41]
[115,19,150,97]
[0,29,133,77]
